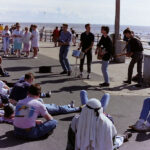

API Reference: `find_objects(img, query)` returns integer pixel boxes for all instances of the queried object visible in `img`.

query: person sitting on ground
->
[0,103,14,124]
[9,73,51,105]
[13,84,57,140]
[66,92,132,150]
[0,56,9,77]
[129,97,150,132]
[0,80,11,96]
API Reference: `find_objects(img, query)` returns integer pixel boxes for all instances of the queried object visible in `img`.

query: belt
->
[15,126,33,132]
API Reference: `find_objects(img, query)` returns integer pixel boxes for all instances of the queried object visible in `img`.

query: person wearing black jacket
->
[123,29,143,87]
[78,24,94,79]
[95,26,113,87]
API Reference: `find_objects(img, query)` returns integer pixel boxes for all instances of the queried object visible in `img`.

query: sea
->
[1,22,150,49]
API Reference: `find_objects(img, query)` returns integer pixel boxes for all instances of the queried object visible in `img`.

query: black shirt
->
[80,32,94,52]
[97,35,113,61]
[9,81,30,101]
[128,37,143,53]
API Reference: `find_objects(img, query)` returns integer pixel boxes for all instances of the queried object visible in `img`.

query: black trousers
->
[128,53,143,84]
[80,51,92,73]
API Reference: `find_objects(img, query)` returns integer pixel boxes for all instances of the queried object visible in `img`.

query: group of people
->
[0,23,39,58]
[58,23,144,88]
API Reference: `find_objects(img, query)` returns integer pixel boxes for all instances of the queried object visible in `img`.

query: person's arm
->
[44,113,53,121]
[85,41,94,53]
[95,36,102,54]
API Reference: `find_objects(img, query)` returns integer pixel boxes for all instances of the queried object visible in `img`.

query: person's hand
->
[36,120,43,125]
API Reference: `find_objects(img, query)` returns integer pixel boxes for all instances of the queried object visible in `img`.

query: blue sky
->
[0,0,150,26]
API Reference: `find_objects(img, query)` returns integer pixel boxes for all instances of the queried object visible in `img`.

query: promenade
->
[0,41,150,150]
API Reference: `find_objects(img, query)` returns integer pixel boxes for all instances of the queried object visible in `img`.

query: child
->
[2,25,11,57]
[31,25,39,58]
[0,103,14,124]
[23,27,31,57]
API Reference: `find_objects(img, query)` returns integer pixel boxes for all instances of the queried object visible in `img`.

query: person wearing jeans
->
[95,26,113,87]
[80,90,110,112]
[130,98,150,132]
[59,24,72,76]
[14,84,57,140]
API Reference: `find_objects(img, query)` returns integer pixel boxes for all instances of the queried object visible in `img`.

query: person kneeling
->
[13,84,57,140]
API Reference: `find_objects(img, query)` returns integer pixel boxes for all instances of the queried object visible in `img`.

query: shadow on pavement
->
[5,66,32,72]
[0,130,27,148]
[136,132,150,142]
[60,116,74,121]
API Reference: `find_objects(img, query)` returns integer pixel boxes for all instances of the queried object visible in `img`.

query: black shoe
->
[45,91,52,97]
[60,71,67,74]
[135,83,142,87]
[123,80,131,84]
[87,74,91,79]
[68,71,72,76]
[123,132,132,142]
[99,83,110,87]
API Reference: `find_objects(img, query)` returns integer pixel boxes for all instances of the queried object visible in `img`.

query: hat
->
[87,98,101,109]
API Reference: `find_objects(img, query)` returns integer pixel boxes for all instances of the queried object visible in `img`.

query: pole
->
[114,0,120,53]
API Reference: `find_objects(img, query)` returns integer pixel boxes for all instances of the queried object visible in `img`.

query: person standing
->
[78,24,94,79]
[52,27,59,47]
[2,25,11,57]
[22,27,31,57]
[123,28,143,87]
[95,26,113,87]
[12,23,23,58]
[31,25,39,58]
[39,26,45,41]
[59,24,72,76]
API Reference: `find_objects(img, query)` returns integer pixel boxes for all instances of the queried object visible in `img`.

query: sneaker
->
[99,82,110,87]
[123,80,131,84]
[69,100,75,108]
[68,71,72,76]
[87,74,91,79]
[60,71,67,74]
[77,73,83,78]
[129,121,150,132]
[45,91,52,98]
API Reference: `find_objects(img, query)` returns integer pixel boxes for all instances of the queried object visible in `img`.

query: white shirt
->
[12,29,23,43]
[14,96,48,128]
[23,32,31,44]
[2,30,11,40]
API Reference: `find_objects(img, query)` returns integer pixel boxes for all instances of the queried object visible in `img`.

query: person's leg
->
[87,51,92,74]
[100,93,110,112]
[31,120,57,139]
[128,58,136,82]
[63,46,71,71]
[79,54,85,74]
[101,60,109,83]
[59,46,67,71]
[80,90,88,105]
[45,104,80,115]
[139,98,150,122]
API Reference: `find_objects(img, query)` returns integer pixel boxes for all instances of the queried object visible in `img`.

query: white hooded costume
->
[72,98,117,150]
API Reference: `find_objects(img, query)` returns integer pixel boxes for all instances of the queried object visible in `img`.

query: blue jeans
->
[139,98,150,123]
[59,45,71,71]
[80,90,110,112]
[45,104,80,115]
[14,119,57,139]
[101,60,109,83]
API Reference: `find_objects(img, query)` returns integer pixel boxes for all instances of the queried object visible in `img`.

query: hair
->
[123,28,132,34]
[63,24,68,27]
[28,84,41,96]
[25,27,28,30]
[85,24,90,28]
[101,26,109,34]
[4,103,14,118]
[33,24,37,28]
[24,73,34,80]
